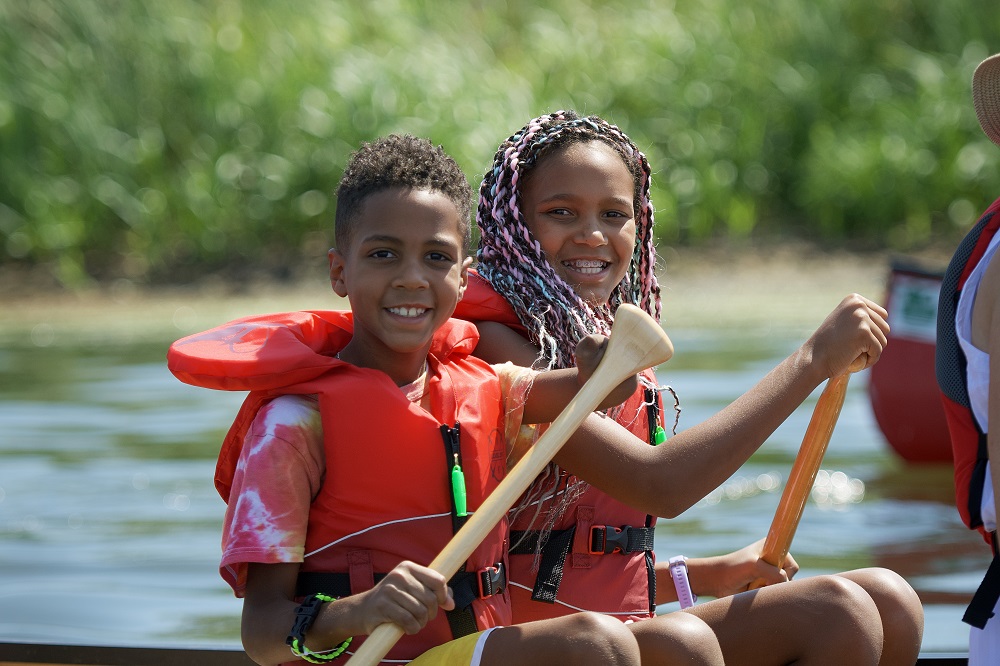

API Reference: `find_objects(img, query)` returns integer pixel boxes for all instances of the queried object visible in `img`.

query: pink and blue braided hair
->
[476,110,661,370]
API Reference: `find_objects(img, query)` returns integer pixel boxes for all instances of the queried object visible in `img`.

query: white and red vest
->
[937,197,1000,629]
[937,198,1000,543]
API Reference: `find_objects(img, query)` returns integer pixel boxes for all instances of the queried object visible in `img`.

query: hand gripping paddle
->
[345,304,673,665]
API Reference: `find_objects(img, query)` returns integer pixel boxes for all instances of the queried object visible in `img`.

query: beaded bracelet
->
[286,593,352,663]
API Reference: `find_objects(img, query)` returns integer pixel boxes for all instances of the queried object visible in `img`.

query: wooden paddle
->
[344,304,673,666]
[749,358,865,590]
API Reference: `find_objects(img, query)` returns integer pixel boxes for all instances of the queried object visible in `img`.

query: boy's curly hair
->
[476,110,660,370]
[334,134,472,251]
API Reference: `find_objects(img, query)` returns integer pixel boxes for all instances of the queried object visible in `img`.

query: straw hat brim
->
[973,54,1000,148]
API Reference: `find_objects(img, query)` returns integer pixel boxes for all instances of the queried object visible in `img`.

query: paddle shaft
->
[751,370,853,586]
[344,305,673,666]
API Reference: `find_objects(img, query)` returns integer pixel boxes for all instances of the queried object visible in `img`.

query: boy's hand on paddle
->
[575,334,639,409]
[358,561,455,636]
[806,294,889,381]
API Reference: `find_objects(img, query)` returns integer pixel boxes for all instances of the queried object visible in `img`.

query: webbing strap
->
[444,604,480,639]
[589,525,656,554]
[296,562,507,638]
[511,525,655,604]
[644,549,657,613]
[515,527,576,604]
[970,432,990,530]
[296,571,386,597]
[964,550,1000,629]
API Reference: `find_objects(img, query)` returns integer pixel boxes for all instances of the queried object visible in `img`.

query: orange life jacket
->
[454,272,662,622]
[169,311,511,662]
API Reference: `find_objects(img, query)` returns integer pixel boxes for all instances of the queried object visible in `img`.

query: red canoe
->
[868,261,952,463]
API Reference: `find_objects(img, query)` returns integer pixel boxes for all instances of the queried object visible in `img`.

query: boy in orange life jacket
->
[168,135,724,665]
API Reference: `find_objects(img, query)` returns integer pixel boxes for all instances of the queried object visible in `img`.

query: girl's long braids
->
[477,111,660,370]
[477,111,662,556]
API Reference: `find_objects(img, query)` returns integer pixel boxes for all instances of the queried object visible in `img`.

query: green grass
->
[1,0,996,288]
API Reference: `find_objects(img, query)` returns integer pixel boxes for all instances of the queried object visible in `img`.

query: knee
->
[632,612,723,666]
[557,612,641,666]
[841,568,924,664]
[815,574,882,621]
[850,567,923,622]
[808,575,885,663]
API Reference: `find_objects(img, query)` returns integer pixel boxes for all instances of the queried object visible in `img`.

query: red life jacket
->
[937,197,1000,546]
[169,311,511,662]
[454,272,662,623]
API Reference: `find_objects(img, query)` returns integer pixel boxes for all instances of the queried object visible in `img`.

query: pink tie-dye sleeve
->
[219,395,324,597]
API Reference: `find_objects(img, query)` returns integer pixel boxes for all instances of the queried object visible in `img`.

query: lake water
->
[0,324,986,656]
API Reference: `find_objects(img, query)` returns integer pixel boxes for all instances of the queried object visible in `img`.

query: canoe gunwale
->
[0,642,971,665]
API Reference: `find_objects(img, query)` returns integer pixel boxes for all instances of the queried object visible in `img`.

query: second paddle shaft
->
[752,370,853,586]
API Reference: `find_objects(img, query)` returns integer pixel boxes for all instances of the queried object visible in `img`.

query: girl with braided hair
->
[454,110,924,664]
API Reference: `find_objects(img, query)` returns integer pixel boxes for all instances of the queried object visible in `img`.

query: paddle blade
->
[602,304,674,378]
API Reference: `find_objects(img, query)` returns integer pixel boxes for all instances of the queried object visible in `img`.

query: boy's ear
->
[329,247,349,297]
[456,256,473,300]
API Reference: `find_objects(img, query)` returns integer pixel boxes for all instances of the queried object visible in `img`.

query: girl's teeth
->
[568,260,607,274]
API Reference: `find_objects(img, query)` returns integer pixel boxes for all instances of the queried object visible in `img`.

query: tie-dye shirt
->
[220,364,533,596]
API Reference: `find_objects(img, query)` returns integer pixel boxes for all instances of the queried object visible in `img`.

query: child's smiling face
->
[329,186,471,380]
[519,141,637,306]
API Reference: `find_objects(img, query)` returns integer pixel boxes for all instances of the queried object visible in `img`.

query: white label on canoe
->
[888,273,940,344]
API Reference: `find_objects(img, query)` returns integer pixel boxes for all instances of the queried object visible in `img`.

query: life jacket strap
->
[588,525,657,555]
[296,561,507,638]
[964,533,1000,630]
[510,525,655,604]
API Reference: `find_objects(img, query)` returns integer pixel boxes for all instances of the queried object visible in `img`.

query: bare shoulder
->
[473,320,539,366]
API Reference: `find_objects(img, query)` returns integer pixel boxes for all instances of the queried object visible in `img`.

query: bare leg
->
[629,611,725,665]
[686,574,883,665]
[836,568,924,666]
[481,612,642,666]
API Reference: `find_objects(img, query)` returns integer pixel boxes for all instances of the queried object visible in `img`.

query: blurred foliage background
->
[1,0,999,289]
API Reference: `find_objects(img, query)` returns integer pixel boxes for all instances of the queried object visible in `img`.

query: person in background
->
[937,52,1000,665]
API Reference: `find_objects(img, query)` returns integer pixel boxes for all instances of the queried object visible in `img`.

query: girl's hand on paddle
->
[575,334,639,408]
[358,561,455,636]
[806,294,889,381]
[685,540,799,598]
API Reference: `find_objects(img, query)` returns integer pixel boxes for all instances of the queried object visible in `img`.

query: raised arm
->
[476,294,888,519]
[512,331,639,425]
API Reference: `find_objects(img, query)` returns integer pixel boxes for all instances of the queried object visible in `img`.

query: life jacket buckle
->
[477,561,507,598]
[590,525,629,554]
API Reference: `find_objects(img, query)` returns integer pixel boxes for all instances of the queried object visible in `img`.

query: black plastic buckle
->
[285,593,325,647]
[589,525,630,555]
[477,562,506,597]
